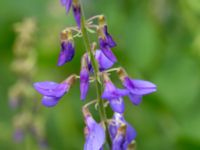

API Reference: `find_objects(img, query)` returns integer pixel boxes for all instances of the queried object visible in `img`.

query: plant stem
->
[79,1,112,148]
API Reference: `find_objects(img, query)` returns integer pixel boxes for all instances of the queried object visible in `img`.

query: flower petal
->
[124,78,157,95]
[125,123,137,145]
[95,50,114,71]
[33,81,68,97]
[112,134,124,150]
[41,96,60,107]
[122,123,137,149]
[109,97,125,113]
[103,26,116,48]
[54,83,69,97]
[101,47,117,63]
[109,113,137,150]
[80,68,89,100]
[108,123,117,140]
[60,0,66,5]
[102,86,128,100]
[128,94,142,105]
[116,89,129,97]
[57,41,75,66]
[84,116,105,150]
[72,4,81,28]
[33,81,59,96]
[60,0,72,13]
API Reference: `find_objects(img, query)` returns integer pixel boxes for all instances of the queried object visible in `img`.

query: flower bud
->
[58,30,75,66]
[72,0,81,28]
[98,15,117,48]
[80,54,89,100]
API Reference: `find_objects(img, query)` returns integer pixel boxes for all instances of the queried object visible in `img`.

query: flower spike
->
[33,0,158,148]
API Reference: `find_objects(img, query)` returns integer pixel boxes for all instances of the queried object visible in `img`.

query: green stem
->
[79,1,112,148]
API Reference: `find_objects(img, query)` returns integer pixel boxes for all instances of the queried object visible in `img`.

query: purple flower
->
[123,77,157,105]
[109,113,137,150]
[102,74,128,113]
[60,0,73,13]
[95,50,115,71]
[87,50,115,72]
[80,67,89,100]
[98,16,117,63]
[33,81,70,107]
[72,3,81,28]
[57,41,75,66]
[60,0,81,28]
[84,114,105,150]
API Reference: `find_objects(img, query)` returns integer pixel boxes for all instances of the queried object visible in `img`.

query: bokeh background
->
[1,0,200,149]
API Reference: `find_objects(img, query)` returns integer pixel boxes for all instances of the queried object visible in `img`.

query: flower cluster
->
[33,0,157,149]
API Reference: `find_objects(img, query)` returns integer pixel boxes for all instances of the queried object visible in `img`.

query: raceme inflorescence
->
[9,18,48,148]
[33,0,157,149]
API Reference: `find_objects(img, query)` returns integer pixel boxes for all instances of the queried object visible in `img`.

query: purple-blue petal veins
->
[60,0,72,13]
[80,67,89,100]
[95,50,114,71]
[84,116,105,150]
[99,40,117,63]
[58,41,75,66]
[72,4,81,28]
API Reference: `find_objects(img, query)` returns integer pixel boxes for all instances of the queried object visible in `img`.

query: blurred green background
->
[1,0,200,149]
